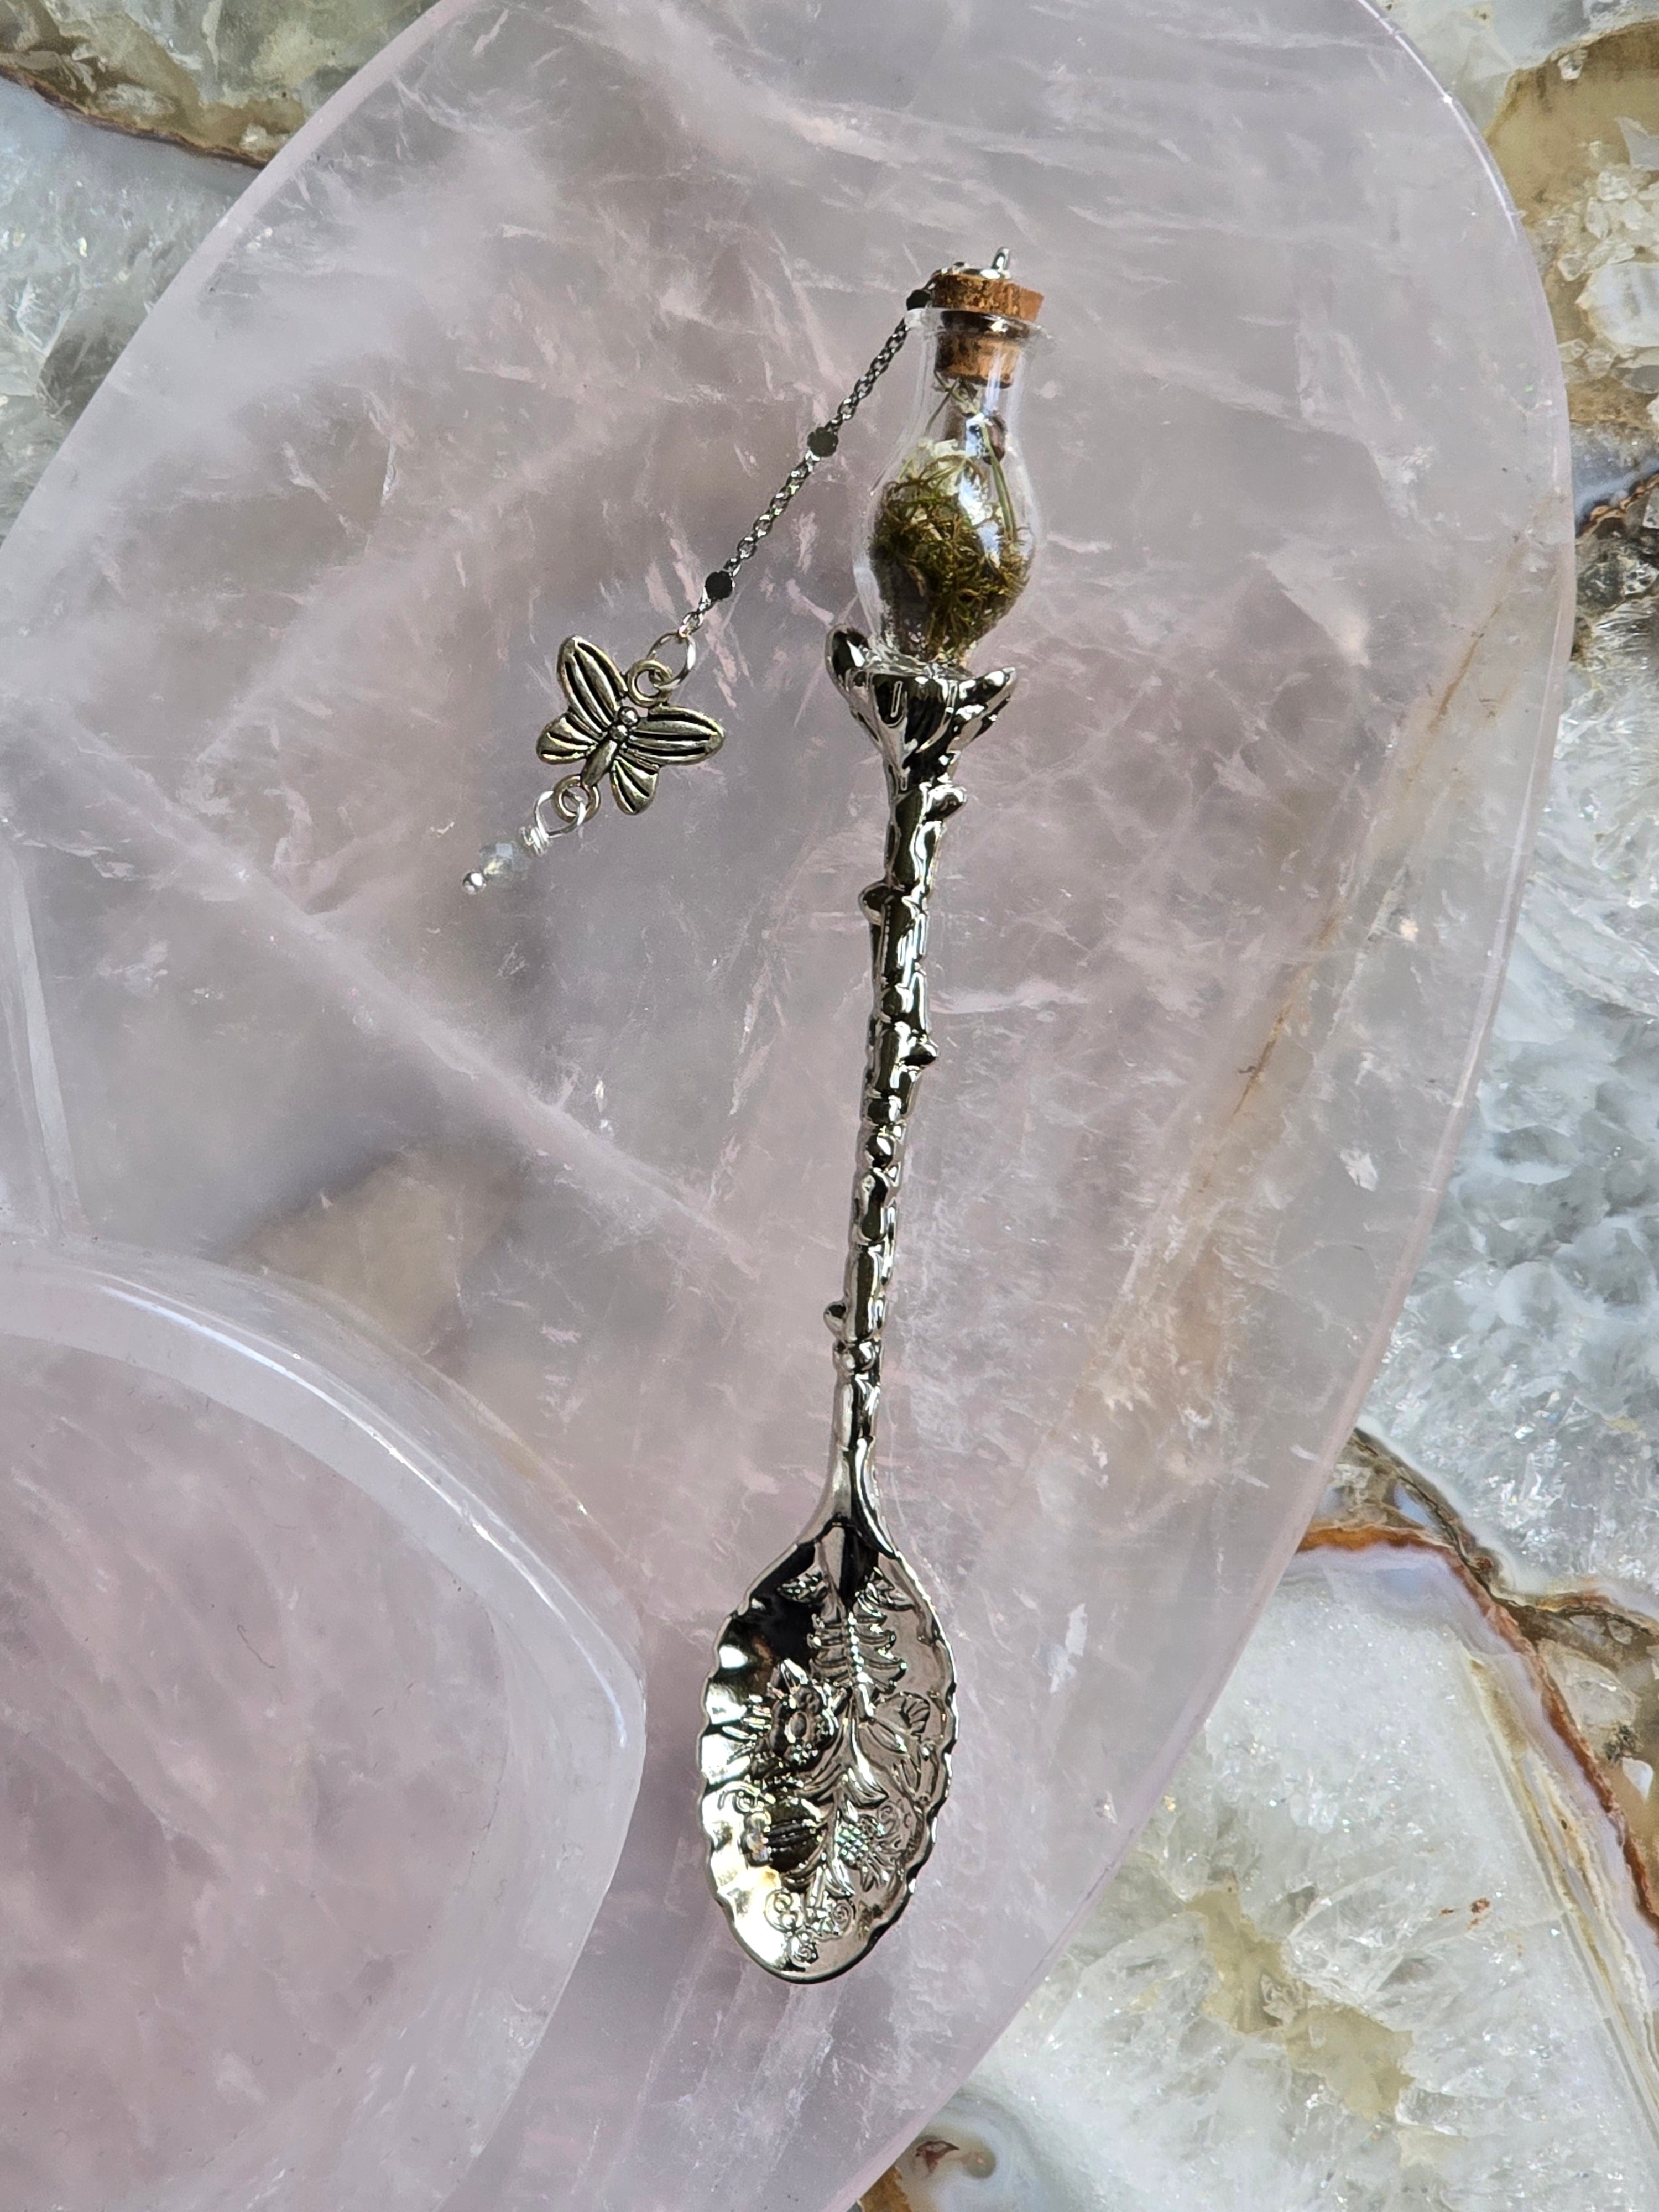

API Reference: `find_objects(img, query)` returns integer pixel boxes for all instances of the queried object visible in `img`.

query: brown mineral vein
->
[1575,469,1659,662]
[0,0,434,164]
[858,2136,983,2212]
[0,52,275,164]
[858,2175,914,2212]
[1488,18,1659,439]
[0,0,295,164]
[1311,1431,1659,1937]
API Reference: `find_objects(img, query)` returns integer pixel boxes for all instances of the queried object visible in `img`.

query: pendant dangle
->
[463,285,930,893]
[463,629,719,889]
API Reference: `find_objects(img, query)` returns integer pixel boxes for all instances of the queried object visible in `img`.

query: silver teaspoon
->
[697,628,1015,1982]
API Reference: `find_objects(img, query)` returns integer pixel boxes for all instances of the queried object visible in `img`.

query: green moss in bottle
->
[868,448,1031,666]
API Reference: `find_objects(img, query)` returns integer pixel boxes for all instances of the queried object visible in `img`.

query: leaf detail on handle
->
[700,634,1011,1983]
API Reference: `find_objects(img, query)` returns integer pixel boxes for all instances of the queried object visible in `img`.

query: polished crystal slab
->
[0,0,1568,2204]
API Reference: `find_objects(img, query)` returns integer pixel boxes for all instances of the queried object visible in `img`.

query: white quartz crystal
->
[0,81,243,534]
[1368,604,1659,1595]
[1362,0,1659,1613]
[0,0,1568,2205]
[891,1562,1659,2212]
[1376,0,1659,128]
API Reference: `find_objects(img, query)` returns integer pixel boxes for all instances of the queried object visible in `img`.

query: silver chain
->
[667,296,926,647]
[463,276,942,891]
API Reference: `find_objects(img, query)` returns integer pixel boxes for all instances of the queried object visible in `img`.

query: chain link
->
[464,278,956,890]
[670,295,927,645]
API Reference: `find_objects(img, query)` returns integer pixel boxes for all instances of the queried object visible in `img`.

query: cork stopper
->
[926,259,1042,382]
[927,263,1044,325]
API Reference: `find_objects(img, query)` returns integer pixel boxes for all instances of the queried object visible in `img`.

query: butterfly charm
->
[537,635,724,816]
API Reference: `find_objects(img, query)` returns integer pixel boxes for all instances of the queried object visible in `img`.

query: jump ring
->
[627,658,675,704]
[527,777,594,852]
[628,629,697,700]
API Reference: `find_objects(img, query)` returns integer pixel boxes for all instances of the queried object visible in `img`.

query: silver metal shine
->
[696,628,1015,1981]
[461,297,921,893]
[671,308,916,642]
[462,256,1027,1981]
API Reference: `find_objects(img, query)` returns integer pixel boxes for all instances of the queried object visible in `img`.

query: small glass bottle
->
[857,259,1043,667]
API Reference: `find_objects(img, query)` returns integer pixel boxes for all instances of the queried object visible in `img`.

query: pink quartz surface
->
[0,0,1568,2204]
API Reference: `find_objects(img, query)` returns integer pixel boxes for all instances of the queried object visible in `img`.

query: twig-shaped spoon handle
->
[697,628,1015,1981]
